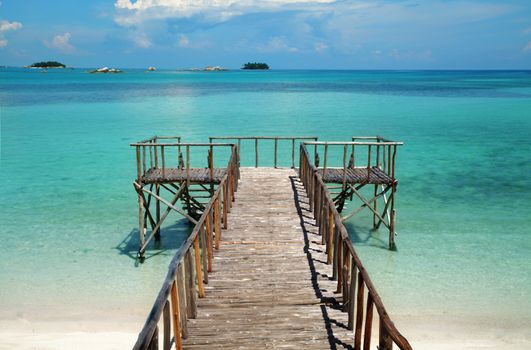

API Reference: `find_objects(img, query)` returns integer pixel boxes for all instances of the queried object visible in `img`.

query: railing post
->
[223,182,229,229]
[354,272,365,350]
[363,293,374,350]
[170,281,182,350]
[148,325,159,350]
[291,138,295,168]
[214,198,221,249]
[161,146,166,178]
[342,144,348,190]
[274,138,278,168]
[193,237,205,298]
[136,146,142,181]
[379,318,393,350]
[205,211,213,272]
[323,143,328,178]
[348,262,357,330]
[255,138,258,167]
[200,226,208,284]
[177,265,188,339]
[332,226,339,280]
[367,144,371,183]
[138,190,145,261]
[327,208,334,264]
[336,235,343,293]
[185,250,197,318]
[163,301,170,350]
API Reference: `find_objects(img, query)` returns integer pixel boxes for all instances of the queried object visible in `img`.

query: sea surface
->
[1,69,530,339]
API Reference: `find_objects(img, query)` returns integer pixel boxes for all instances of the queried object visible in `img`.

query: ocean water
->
[1,69,531,338]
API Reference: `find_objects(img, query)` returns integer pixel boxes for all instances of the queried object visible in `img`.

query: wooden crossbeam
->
[134,182,198,254]
[341,185,391,229]
[375,184,392,230]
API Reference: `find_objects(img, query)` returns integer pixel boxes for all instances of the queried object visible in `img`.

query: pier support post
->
[138,190,145,262]
[389,209,396,250]
[154,184,161,241]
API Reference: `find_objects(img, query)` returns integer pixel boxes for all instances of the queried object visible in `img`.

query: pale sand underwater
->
[2,316,531,349]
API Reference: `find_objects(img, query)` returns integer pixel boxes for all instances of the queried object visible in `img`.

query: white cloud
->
[524,27,531,35]
[44,32,76,53]
[524,41,531,53]
[0,19,22,48]
[314,42,328,52]
[0,20,22,32]
[257,36,298,53]
[114,0,337,25]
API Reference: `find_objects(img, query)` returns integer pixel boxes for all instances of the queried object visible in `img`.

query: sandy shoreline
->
[1,314,530,349]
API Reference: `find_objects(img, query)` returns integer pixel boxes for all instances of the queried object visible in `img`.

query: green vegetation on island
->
[27,61,66,69]
[242,62,269,70]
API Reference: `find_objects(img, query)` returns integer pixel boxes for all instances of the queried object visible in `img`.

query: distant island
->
[89,67,123,74]
[242,62,269,70]
[26,61,66,69]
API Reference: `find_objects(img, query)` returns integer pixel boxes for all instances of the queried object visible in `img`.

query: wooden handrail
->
[132,142,237,183]
[209,136,318,168]
[132,146,239,350]
[299,144,412,350]
[303,141,403,146]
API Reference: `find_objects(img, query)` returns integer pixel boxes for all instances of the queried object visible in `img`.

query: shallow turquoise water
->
[1,69,530,325]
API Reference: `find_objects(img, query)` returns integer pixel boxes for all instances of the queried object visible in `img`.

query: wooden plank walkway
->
[183,168,354,349]
[142,168,227,184]
[318,167,393,185]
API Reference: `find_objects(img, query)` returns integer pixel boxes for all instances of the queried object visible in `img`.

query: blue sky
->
[1,0,530,69]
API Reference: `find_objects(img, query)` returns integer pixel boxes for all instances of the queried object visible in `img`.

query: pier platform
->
[183,168,351,348]
[141,168,227,184]
[131,136,410,350]
[318,167,393,185]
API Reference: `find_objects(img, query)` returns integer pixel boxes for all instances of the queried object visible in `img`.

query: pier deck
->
[131,136,411,350]
[142,168,227,184]
[318,167,393,185]
[183,168,351,349]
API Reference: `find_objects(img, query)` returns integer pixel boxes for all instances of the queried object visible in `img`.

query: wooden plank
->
[182,168,357,349]
[170,281,182,350]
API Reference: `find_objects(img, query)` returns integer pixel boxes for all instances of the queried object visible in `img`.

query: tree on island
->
[28,61,66,68]
[242,62,269,70]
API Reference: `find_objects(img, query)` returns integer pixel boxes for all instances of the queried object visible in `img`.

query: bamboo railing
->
[131,137,239,183]
[303,138,403,189]
[131,139,240,257]
[209,136,318,168]
[132,146,239,350]
[299,144,412,350]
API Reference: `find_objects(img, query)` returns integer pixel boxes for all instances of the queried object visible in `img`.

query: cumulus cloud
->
[44,32,76,53]
[0,19,22,48]
[524,27,531,35]
[524,41,531,53]
[114,0,337,25]
[257,36,298,53]
[0,20,22,32]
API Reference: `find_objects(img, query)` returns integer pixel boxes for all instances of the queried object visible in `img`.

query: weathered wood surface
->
[318,167,392,185]
[183,168,357,349]
[142,168,227,184]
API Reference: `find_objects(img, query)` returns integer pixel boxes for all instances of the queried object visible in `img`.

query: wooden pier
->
[131,136,409,350]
